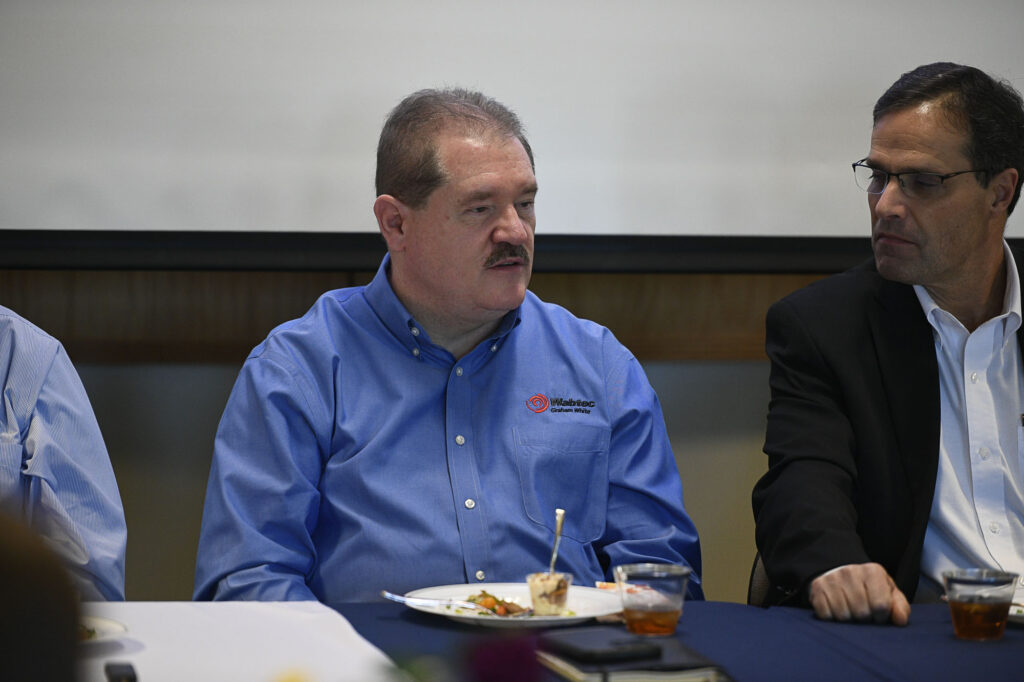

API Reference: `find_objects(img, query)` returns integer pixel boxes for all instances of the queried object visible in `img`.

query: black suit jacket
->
[752,257,1024,605]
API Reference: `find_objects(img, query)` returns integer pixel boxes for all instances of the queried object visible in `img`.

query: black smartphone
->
[104,661,137,682]
[538,625,662,663]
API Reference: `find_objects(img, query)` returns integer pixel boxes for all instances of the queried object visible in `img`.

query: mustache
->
[484,243,531,268]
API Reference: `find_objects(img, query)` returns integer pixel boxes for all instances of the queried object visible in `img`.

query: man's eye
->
[909,174,942,189]
[865,171,887,191]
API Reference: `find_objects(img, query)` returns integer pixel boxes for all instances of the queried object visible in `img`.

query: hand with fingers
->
[809,563,911,626]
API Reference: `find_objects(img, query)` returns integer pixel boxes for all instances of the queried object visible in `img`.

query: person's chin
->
[484,287,527,313]
[874,253,918,284]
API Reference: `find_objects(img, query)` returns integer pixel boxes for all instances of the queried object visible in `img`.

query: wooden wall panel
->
[530,273,824,361]
[0,270,362,362]
[0,269,825,362]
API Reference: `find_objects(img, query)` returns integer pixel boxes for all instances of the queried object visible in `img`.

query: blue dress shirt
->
[194,256,702,605]
[0,306,126,600]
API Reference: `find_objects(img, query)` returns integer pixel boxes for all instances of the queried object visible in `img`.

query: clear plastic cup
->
[526,572,572,615]
[614,563,691,636]
[942,568,1018,641]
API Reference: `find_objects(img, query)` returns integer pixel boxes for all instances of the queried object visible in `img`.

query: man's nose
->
[873,176,908,218]
[494,204,530,244]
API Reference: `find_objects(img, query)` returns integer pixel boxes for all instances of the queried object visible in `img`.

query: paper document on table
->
[77,601,398,682]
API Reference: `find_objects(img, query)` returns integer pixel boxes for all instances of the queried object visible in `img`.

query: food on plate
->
[467,590,530,616]
[527,571,572,615]
[78,623,97,641]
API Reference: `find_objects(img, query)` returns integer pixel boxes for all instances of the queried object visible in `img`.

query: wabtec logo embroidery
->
[525,393,596,414]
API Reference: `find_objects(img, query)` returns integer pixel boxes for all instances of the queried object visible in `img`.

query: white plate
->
[1009,604,1024,625]
[404,583,621,628]
[79,615,128,643]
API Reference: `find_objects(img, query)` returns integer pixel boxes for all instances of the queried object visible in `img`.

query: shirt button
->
[456,367,463,376]
[464,498,476,509]
[410,327,420,336]
[989,522,1000,533]
[411,348,420,357]
[475,570,486,581]
[490,344,498,353]
[970,372,978,383]
[979,447,990,460]
[455,435,466,446]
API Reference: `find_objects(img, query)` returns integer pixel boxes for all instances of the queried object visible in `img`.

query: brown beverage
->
[948,599,1010,641]
[622,607,682,636]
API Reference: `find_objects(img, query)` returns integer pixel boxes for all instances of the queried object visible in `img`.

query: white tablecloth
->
[78,601,398,682]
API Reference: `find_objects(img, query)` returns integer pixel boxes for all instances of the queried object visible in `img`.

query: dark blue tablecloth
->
[336,600,1023,681]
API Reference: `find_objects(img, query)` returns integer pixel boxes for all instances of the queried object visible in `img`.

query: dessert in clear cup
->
[526,571,572,615]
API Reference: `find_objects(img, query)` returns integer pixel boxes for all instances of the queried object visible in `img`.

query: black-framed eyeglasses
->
[851,159,988,200]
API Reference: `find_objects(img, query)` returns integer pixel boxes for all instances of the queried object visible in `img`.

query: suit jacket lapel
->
[868,275,940,500]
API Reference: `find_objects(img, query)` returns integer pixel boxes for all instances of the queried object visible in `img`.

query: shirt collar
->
[363,253,522,357]
[1004,242,1023,337]
[913,240,1022,343]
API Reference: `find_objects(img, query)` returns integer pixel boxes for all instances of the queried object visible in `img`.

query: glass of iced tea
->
[942,569,1018,641]
[613,563,691,636]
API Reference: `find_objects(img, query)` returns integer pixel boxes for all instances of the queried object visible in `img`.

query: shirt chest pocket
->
[513,425,610,543]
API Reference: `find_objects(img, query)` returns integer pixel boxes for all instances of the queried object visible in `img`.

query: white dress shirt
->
[916,242,1024,602]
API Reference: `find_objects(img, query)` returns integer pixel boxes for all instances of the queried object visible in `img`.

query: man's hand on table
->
[809,563,910,626]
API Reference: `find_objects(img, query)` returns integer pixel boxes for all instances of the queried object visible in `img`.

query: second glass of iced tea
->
[942,568,1018,641]
[614,563,691,636]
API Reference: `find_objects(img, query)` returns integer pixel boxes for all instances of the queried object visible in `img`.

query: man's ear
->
[374,195,410,252]
[990,167,1019,214]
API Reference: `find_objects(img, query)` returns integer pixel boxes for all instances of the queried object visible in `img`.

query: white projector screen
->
[1,0,1022,238]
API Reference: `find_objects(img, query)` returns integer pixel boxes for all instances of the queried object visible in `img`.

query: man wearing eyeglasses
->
[753,62,1024,625]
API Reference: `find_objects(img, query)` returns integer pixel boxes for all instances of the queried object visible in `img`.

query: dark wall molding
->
[0,230,890,273]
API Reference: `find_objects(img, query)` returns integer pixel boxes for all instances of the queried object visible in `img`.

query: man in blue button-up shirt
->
[194,88,703,605]
[0,306,126,601]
